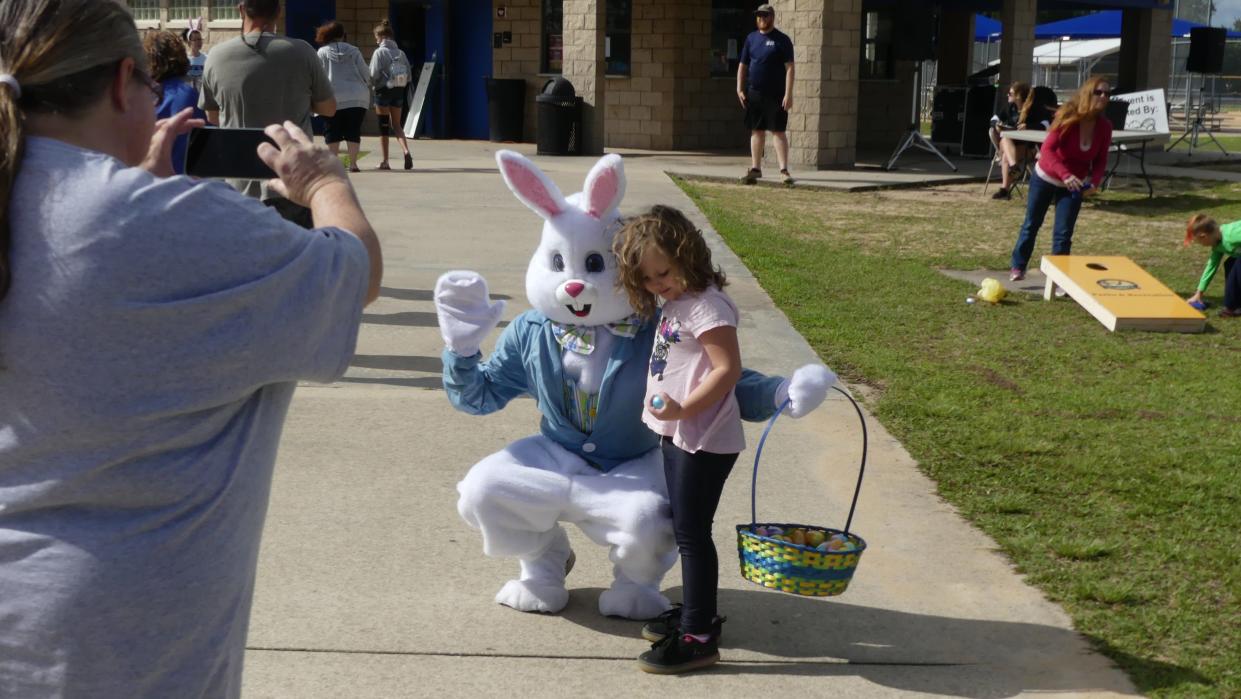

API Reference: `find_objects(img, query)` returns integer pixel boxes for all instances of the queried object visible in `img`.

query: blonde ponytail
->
[0,0,144,305]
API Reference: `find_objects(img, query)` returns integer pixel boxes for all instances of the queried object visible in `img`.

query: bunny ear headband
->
[187,17,203,35]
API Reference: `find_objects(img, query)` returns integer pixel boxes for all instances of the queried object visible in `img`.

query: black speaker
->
[1187,27,1226,74]
[930,86,965,148]
[892,0,937,61]
[962,85,998,157]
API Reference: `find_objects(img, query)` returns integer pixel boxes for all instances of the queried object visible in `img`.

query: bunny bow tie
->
[551,316,642,355]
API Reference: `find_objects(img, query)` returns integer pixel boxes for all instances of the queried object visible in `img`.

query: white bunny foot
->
[598,581,670,620]
[495,578,570,614]
[495,527,574,614]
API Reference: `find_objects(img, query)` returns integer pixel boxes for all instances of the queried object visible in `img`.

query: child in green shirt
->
[1185,214,1241,318]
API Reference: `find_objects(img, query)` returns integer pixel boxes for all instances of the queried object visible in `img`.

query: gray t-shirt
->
[0,137,369,698]
[199,33,334,199]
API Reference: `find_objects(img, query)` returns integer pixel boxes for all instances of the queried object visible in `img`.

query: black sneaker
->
[637,632,719,674]
[741,168,761,184]
[640,604,725,643]
[991,187,1011,200]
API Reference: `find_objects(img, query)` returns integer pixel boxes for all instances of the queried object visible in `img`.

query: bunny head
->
[496,150,633,326]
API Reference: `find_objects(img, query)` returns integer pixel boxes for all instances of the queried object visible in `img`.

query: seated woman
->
[993,85,1059,200]
[989,81,1030,163]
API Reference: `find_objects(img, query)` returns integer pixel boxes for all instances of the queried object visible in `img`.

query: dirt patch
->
[971,366,1021,393]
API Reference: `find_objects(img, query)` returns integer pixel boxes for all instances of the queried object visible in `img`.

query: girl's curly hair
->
[613,205,726,320]
[143,30,189,83]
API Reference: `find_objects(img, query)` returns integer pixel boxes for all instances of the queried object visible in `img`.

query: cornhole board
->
[1039,255,1206,333]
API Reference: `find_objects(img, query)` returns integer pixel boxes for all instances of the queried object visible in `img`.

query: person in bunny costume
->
[435,150,834,620]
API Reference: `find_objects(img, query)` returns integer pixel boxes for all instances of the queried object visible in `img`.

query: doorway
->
[284,0,334,45]
[447,0,492,139]
[390,0,432,136]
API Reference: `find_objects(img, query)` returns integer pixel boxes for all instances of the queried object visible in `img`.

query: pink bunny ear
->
[495,150,566,220]
[582,153,626,219]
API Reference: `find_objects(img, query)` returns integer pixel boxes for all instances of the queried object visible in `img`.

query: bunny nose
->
[564,282,585,298]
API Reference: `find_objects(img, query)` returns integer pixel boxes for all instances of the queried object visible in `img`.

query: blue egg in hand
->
[650,395,665,410]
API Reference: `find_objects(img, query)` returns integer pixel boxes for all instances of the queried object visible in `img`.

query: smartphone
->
[184,126,277,179]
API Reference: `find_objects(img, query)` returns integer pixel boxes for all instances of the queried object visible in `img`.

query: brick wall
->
[782,0,861,168]
[489,0,747,151]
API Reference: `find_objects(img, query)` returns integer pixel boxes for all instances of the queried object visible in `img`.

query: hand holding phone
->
[255,121,350,208]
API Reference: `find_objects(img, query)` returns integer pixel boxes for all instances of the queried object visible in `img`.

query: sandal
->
[403,152,413,170]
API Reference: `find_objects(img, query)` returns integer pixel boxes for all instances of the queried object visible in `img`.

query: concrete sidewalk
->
[240,140,1137,698]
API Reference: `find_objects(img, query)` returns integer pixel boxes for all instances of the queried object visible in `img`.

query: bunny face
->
[497,151,635,326]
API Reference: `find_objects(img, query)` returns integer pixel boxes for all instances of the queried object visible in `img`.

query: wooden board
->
[1039,255,1206,333]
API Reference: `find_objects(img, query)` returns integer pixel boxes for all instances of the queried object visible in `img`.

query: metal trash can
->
[536,77,581,155]
[485,77,526,142]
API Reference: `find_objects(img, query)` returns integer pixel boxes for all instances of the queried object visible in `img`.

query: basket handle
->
[749,385,869,535]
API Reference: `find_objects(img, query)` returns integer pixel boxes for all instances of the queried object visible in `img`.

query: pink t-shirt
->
[643,285,745,455]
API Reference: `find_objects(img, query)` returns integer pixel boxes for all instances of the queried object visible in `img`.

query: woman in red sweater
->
[1009,76,1114,281]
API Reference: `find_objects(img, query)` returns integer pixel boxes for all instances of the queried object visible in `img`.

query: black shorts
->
[324,107,367,144]
[375,86,405,108]
[744,89,788,132]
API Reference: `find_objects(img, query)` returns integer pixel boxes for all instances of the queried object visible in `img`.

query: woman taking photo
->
[0,0,382,695]
[1008,77,1113,281]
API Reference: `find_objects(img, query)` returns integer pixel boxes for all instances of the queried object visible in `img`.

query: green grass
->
[1166,133,1241,154]
[677,175,1241,697]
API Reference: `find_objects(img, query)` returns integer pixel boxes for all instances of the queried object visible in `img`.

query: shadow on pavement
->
[348,354,442,373]
[336,376,443,389]
[554,586,1202,698]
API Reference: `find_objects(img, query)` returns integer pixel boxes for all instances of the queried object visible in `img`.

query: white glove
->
[773,364,837,418]
[434,271,506,356]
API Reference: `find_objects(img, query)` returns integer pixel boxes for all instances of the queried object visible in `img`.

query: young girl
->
[1184,214,1241,318]
[1009,76,1113,282]
[614,205,743,674]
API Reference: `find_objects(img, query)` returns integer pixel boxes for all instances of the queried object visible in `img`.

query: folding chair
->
[982,148,1032,198]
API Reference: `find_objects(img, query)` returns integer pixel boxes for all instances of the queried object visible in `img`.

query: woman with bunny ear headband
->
[435,150,835,622]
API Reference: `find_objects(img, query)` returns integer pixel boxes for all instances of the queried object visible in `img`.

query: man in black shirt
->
[737,4,795,185]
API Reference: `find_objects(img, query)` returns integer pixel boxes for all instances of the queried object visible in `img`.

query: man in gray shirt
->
[200,0,336,226]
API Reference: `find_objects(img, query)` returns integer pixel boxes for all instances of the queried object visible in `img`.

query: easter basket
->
[736,386,869,597]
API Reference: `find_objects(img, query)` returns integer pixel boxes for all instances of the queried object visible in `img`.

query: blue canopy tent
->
[1035,10,1241,39]
[975,14,1002,41]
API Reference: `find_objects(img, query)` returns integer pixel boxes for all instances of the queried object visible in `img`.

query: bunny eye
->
[585,253,605,273]
[551,253,565,272]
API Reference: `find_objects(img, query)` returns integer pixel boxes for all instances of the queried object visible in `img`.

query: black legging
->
[662,437,738,636]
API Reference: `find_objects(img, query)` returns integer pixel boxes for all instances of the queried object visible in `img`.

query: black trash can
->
[485,77,526,142]
[536,77,581,156]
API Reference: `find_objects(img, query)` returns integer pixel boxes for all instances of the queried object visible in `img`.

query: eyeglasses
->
[133,68,164,104]
[1093,88,1112,97]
